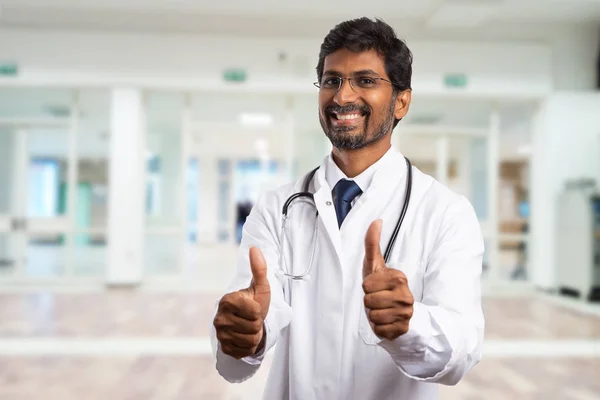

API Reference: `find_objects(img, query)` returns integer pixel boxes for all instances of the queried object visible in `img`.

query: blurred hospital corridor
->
[1,0,600,398]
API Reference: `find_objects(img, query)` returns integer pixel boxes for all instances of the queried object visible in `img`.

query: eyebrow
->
[323,69,381,77]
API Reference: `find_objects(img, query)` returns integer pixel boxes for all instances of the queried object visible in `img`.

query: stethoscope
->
[277,156,412,282]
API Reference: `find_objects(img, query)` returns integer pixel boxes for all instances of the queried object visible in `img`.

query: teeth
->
[337,114,361,120]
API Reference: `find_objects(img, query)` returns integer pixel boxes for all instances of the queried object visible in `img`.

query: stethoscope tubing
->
[279,156,412,279]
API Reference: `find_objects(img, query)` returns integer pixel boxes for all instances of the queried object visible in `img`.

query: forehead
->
[322,48,387,75]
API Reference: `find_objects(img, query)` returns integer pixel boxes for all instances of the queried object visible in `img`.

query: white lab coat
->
[211,148,485,400]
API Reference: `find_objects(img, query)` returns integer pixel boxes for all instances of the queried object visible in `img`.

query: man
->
[211,17,484,399]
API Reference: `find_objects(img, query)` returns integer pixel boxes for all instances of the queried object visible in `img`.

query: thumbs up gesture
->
[362,220,414,341]
[213,247,271,359]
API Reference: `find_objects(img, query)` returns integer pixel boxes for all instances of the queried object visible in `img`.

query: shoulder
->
[251,174,309,220]
[412,166,474,212]
[410,166,481,240]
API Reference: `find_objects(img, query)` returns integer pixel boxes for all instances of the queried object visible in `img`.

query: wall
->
[530,93,600,289]
[550,25,600,91]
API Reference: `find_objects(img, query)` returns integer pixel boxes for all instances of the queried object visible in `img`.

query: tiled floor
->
[0,356,598,399]
[0,292,598,339]
[0,291,598,399]
[0,292,221,338]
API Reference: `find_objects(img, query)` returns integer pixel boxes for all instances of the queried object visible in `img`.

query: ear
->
[394,89,412,121]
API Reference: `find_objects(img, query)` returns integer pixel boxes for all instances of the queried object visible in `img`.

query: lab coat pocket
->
[358,261,423,346]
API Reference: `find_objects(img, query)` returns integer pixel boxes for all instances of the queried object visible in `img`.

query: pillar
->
[436,136,449,185]
[486,110,500,281]
[106,88,145,286]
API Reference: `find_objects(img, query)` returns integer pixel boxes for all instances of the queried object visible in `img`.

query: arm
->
[210,192,293,383]
[365,196,484,384]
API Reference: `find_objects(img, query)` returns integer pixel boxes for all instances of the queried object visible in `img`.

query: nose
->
[333,78,359,105]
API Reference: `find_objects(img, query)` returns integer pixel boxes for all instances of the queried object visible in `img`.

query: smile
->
[330,111,365,126]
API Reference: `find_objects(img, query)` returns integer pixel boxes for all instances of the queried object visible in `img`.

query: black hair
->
[316,17,413,128]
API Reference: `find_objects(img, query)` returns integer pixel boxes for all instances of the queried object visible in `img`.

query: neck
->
[331,138,391,178]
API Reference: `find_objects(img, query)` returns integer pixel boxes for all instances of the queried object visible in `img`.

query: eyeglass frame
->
[313,75,395,91]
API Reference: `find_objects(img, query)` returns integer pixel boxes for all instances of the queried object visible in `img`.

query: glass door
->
[25,127,71,278]
[0,124,72,280]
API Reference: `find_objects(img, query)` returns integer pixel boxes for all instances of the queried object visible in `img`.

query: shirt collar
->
[325,145,396,194]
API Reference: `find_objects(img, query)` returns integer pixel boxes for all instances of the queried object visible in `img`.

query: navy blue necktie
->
[333,179,362,227]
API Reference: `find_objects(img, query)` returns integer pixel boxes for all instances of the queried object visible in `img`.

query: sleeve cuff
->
[239,317,276,365]
[378,302,432,357]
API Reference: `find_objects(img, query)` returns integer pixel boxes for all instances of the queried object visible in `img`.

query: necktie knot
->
[333,179,362,227]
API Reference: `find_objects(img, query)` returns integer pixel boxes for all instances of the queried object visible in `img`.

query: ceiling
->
[1,0,599,37]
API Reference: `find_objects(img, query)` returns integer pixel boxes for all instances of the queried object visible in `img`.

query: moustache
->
[325,103,371,116]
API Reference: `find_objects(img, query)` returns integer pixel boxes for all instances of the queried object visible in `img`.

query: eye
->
[322,77,341,88]
[357,77,377,88]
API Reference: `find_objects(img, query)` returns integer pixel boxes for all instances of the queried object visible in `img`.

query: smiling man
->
[211,17,485,400]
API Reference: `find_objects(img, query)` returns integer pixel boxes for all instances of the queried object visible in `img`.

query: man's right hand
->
[213,246,271,359]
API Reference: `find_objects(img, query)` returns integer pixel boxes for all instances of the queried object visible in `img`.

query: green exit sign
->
[444,73,467,88]
[0,63,18,77]
[223,68,247,83]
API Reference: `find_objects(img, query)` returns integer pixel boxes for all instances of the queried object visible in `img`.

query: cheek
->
[318,93,332,111]
[364,95,388,118]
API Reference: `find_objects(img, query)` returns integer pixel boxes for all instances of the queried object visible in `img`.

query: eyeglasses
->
[314,75,393,91]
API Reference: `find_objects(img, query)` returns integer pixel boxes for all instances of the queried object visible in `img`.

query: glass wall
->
[0,86,534,287]
[26,128,69,277]
[0,87,110,280]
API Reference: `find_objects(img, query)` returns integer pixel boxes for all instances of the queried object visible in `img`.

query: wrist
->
[254,323,267,355]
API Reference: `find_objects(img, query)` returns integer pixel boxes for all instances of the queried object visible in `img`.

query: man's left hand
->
[362,219,414,341]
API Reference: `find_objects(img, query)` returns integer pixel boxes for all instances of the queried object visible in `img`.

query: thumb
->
[363,219,385,277]
[248,246,271,319]
[249,246,268,287]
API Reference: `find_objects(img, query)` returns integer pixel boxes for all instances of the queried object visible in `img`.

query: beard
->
[319,97,396,150]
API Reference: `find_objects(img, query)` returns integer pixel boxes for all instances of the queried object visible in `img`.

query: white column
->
[487,109,501,281]
[0,131,15,261]
[106,88,145,286]
[5,129,27,275]
[456,138,472,199]
[529,101,550,289]
[11,129,27,222]
[5,129,28,276]
[436,135,449,185]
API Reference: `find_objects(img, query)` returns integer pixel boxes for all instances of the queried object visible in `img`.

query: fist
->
[362,220,414,341]
[213,247,271,359]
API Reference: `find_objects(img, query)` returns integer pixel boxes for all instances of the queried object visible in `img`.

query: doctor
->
[211,17,485,400]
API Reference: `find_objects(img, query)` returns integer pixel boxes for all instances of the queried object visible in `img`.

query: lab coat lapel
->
[310,160,344,264]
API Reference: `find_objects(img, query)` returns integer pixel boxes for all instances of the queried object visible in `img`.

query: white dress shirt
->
[325,146,393,207]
